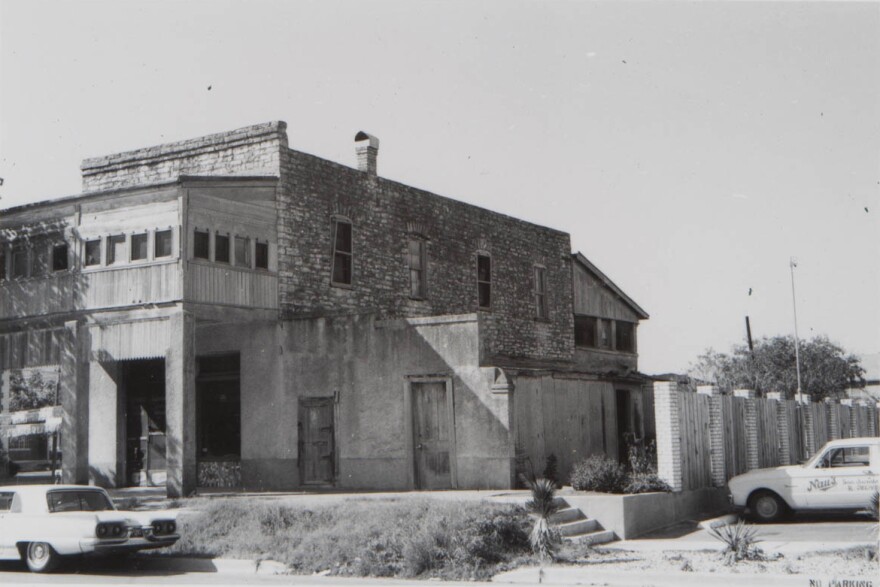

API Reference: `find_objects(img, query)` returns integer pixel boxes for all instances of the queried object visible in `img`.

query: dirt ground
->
[558,544,879,577]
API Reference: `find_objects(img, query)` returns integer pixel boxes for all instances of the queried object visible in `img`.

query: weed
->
[708,521,765,565]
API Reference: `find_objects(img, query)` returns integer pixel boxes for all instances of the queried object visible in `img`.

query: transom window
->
[408,238,426,299]
[331,219,353,286]
[477,254,491,309]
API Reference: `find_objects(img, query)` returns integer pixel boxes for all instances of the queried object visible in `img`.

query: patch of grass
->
[167,498,532,580]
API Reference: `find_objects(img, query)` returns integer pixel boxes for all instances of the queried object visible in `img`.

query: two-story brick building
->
[0,122,649,496]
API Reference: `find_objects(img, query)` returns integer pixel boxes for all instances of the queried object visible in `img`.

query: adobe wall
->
[195,313,514,491]
[277,149,575,362]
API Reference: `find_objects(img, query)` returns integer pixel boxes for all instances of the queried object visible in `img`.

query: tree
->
[687,335,865,400]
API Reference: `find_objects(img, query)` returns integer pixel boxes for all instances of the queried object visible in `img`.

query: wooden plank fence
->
[655,382,880,492]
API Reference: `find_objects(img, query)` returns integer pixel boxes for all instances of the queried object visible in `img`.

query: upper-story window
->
[331,219,352,286]
[615,321,635,353]
[575,315,636,353]
[234,236,250,267]
[0,251,5,281]
[193,230,210,260]
[533,265,547,319]
[255,241,269,270]
[215,233,230,264]
[52,244,68,272]
[477,254,491,309]
[408,238,426,299]
[84,239,101,267]
[11,246,28,279]
[131,233,148,262]
[107,235,126,265]
[155,230,173,258]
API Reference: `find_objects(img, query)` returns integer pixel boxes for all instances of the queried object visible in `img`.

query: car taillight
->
[152,520,176,535]
[96,522,125,538]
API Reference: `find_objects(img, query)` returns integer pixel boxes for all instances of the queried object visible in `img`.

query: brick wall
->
[81,122,286,192]
[276,148,575,361]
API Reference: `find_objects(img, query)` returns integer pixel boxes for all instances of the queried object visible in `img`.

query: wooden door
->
[299,398,335,485]
[412,381,453,489]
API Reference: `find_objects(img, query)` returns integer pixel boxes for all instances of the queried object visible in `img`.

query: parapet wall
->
[80,121,287,192]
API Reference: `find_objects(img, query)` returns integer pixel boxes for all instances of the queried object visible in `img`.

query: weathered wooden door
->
[412,381,453,489]
[299,398,335,485]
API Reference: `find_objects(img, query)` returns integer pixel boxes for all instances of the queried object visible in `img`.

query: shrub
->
[708,521,765,565]
[542,454,561,488]
[570,455,627,493]
[524,477,560,561]
[624,471,672,494]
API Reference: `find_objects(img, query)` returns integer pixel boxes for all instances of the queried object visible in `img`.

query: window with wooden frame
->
[598,318,612,349]
[130,233,148,261]
[52,243,68,272]
[214,233,230,264]
[408,238,426,299]
[107,235,126,265]
[154,229,173,258]
[331,218,352,286]
[193,229,210,260]
[477,254,491,309]
[233,235,250,267]
[11,246,28,278]
[255,241,269,270]
[84,239,101,267]
[574,315,597,348]
[615,320,635,353]
[31,244,49,278]
[0,247,6,281]
[533,265,547,319]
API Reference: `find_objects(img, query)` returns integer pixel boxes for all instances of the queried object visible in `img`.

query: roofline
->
[0,175,280,215]
[572,252,649,320]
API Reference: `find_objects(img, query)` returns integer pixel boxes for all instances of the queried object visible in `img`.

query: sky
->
[1,0,878,374]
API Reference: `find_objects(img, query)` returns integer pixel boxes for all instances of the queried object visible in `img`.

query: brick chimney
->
[355,131,379,175]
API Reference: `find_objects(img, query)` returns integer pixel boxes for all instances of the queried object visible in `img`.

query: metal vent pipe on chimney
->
[355,131,379,175]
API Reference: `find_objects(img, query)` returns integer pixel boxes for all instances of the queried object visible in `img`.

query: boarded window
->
[234,236,249,267]
[131,233,148,261]
[155,229,173,258]
[574,315,597,347]
[477,254,491,309]
[255,241,269,270]
[408,238,426,298]
[533,266,547,319]
[107,235,126,265]
[85,239,101,267]
[193,230,210,260]
[215,233,230,264]
[616,321,635,352]
[331,219,352,286]
[52,243,68,271]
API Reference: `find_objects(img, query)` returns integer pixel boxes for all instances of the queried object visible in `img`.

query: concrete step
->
[557,517,598,536]
[549,507,584,525]
[566,528,616,545]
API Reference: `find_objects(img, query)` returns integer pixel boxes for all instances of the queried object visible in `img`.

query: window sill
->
[80,258,180,274]
[189,258,276,275]
[575,346,637,356]
[330,282,354,290]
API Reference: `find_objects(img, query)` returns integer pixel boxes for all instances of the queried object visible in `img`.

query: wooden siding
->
[89,319,171,361]
[185,263,277,309]
[0,327,67,370]
[721,395,749,478]
[0,274,77,319]
[755,399,780,468]
[572,262,640,322]
[83,263,182,310]
[677,392,712,491]
[514,376,617,484]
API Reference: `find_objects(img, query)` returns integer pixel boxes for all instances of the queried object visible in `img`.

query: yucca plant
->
[708,521,764,565]
[868,491,879,560]
[524,477,561,561]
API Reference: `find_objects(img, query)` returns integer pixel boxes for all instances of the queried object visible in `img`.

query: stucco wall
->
[195,313,513,490]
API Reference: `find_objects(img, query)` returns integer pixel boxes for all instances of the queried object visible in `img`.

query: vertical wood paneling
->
[186,263,277,308]
[83,264,182,309]
[676,393,711,491]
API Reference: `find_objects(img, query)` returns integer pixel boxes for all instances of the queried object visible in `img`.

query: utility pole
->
[790,258,803,403]
[790,257,806,459]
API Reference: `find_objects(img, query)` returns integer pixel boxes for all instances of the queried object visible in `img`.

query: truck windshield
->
[46,490,115,513]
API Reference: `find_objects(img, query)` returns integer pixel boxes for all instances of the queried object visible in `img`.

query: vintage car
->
[728,437,880,522]
[0,484,179,572]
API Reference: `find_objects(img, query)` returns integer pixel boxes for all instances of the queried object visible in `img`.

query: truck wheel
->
[25,542,61,573]
[748,490,787,523]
